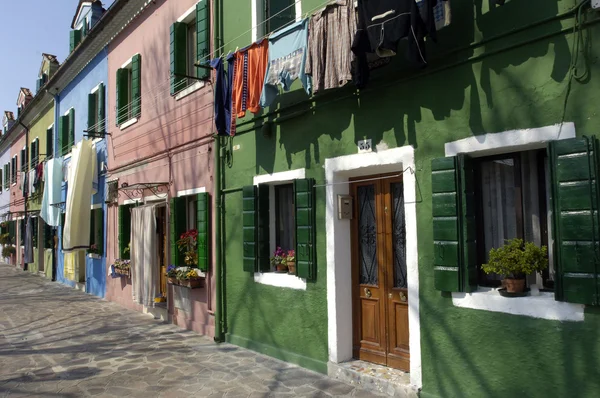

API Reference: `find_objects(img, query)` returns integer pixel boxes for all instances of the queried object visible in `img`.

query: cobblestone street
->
[0,265,381,397]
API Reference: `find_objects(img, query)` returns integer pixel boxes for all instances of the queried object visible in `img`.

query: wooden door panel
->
[360,298,381,344]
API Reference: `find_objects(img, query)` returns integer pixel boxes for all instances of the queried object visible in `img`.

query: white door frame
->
[324,145,421,388]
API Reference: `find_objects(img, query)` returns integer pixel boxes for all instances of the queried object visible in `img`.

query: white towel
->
[40,158,63,227]
[63,140,98,252]
[131,205,159,307]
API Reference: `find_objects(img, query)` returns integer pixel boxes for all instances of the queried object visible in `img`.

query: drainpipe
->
[213,0,224,343]
[18,120,28,271]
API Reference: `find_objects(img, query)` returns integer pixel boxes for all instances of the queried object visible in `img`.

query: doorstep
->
[328,360,417,397]
[143,302,169,322]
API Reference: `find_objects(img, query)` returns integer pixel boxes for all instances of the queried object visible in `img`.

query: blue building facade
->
[54,48,108,298]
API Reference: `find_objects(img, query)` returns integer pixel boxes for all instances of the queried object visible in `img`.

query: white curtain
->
[131,205,159,307]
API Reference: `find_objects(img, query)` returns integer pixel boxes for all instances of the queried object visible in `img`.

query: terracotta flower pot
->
[187,277,203,288]
[168,277,178,285]
[275,264,288,273]
[504,278,525,293]
[287,262,296,275]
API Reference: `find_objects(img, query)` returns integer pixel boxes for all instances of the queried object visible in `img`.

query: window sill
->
[254,272,307,290]
[175,81,205,101]
[87,253,101,259]
[451,287,585,322]
[119,118,138,131]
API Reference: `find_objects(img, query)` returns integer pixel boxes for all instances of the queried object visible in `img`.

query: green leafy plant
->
[0,233,12,245]
[482,238,548,279]
[2,245,16,258]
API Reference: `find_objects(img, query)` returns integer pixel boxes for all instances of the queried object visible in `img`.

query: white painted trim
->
[175,81,205,101]
[90,83,103,94]
[251,0,259,43]
[445,122,576,157]
[324,145,421,389]
[48,123,54,130]
[91,203,102,210]
[121,56,135,69]
[177,186,206,197]
[251,0,302,42]
[452,288,585,321]
[119,118,138,130]
[253,168,306,186]
[253,272,307,290]
[144,194,168,203]
[295,1,302,22]
[63,108,72,116]
[88,253,101,259]
[123,199,142,205]
[177,2,198,23]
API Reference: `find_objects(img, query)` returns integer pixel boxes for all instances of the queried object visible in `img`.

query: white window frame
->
[252,0,302,42]
[253,168,306,290]
[175,2,205,101]
[89,83,104,143]
[446,122,585,322]
[118,57,138,130]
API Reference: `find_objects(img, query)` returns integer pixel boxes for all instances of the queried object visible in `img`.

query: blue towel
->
[260,19,311,108]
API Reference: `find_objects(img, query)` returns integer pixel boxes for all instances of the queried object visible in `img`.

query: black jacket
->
[352,0,436,88]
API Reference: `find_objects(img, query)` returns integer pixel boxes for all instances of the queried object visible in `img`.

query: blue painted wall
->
[0,148,11,214]
[55,48,108,298]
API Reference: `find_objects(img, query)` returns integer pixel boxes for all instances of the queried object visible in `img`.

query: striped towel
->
[417,0,451,31]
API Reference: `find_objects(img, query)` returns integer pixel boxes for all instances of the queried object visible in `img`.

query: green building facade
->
[217,0,600,396]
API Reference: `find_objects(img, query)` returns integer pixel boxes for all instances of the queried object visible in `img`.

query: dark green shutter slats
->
[118,205,132,260]
[431,156,477,293]
[95,208,104,256]
[549,137,600,305]
[68,108,75,148]
[170,197,186,266]
[170,22,187,95]
[87,93,96,131]
[295,179,316,280]
[116,68,129,125]
[97,83,105,133]
[131,54,141,118]
[82,19,89,37]
[196,0,210,80]
[242,186,258,272]
[197,192,210,272]
[257,184,270,272]
[44,223,53,249]
[46,127,53,159]
[69,29,82,53]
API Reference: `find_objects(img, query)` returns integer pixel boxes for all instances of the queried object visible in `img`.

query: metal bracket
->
[49,202,66,212]
[83,129,112,139]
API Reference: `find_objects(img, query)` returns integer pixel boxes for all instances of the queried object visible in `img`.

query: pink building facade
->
[105,0,215,336]
[9,129,26,268]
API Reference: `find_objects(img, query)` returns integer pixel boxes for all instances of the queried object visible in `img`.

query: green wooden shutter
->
[87,93,96,131]
[196,192,209,272]
[44,223,53,249]
[549,137,600,305]
[196,0,210,80]
[295,179,316,280]
[257,184,270,272]
[69,29,82,52]
[242,185,258,272]
[97,83,105,133]
[116,68,129,125]
[131,54,141,118]
[46,127,53,159]
[431,156,477,292]
[95,208,104,257]
[170,22,187,95]
[82,19,89,37]
[170,197,186,266]
[68,108,75,148]
[119,205,133,259]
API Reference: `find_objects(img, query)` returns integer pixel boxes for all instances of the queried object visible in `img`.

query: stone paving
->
[0,265,384,397]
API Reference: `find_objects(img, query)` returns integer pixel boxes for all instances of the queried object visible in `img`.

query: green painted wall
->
[220,0,600,393]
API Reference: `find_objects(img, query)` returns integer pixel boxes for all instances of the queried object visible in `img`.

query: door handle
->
[400,292,407,302]
[364,288,372,298]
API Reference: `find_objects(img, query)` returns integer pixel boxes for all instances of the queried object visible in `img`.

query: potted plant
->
[177,229,198,267]
[113,259,131,278]
[0,233,12,245]
[166,265,178,285]
[482,238,548,294]
[286,250,296,275]
[2,245,16,258]
[270,247,288,273]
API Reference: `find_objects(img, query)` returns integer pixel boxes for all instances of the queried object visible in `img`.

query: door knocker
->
[364,288,372,298]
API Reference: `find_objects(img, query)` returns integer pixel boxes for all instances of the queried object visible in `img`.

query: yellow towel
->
[64,252,75,281]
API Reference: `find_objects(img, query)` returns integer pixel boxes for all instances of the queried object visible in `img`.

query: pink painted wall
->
[10,130,26,269]
[105,0,215,336]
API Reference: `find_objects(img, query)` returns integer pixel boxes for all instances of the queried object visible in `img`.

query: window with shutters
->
[11,155,17,184]
[170,192,210,272]
[32,217,38,248]
[243,171,315,286]
[170,1,210,97]
[89,207,104,257]
[88,83,106,136]
[116,55,141,127]
[30,138,40,168]
[20,146,27,172]
[60,108,75,156]
[253,0,299,41]
[0,169,2,193]
[4,163,10,189]
[46,125,54,160]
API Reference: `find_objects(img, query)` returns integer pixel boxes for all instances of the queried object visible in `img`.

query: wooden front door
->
[351,175,409,371]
